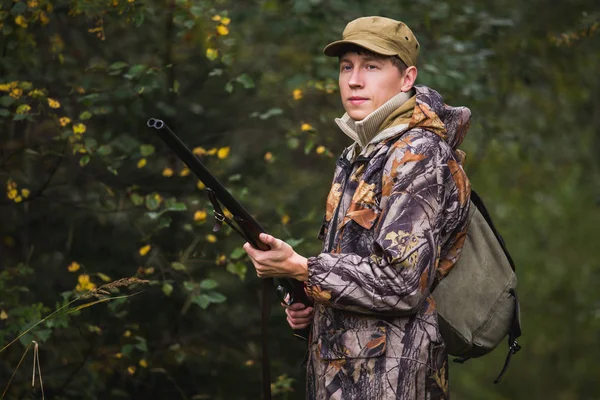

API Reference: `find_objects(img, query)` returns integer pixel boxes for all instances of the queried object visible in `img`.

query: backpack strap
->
[494,288,522,383]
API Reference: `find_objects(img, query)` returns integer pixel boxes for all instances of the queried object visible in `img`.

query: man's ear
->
[401,66,418,92]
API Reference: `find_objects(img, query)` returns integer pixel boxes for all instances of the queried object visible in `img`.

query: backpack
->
[432,190,522,383]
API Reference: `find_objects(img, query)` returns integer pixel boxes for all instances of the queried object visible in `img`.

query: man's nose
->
[348,69,364,88]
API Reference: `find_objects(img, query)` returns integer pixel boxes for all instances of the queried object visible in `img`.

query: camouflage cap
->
[323,16,420,67]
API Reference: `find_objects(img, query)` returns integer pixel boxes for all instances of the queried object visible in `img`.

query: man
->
[244,16,471,399]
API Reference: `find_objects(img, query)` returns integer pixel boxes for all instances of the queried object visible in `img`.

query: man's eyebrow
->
[339,54,382,63]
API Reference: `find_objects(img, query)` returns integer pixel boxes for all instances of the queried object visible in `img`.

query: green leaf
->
[171,262,187,271]
[226,261,247,280]
[79,155,90,167]
[228,174,241,182]
[134,12,144,27]
[109,61,129,70]
[11,2,26,14]
[205,291,226,303]
[162,283,173,296]
[0,108,10,117]
[79,111,93,120]
[224,82,234,93]
[155,216,172,231]
[173,80,180,94]
[0,96,15,107]
[165,202,187,212]
[145,194,160,210]
[130,193,144,206]
[304,138,315,155]
[97,145,112,156]
[199,279,218,290]
[236,74,255,89]
[193,294,211,309]
[229,247,246,260]
[140,144,155,157]
[107,166,118,175]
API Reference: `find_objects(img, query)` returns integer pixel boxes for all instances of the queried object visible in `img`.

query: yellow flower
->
[221,17,231,25]
[29,89,44,97]
[6,179,17,190]
[281,215,290,225]
[67,261,81,272]
[123,330,132,337]
[75,274,96,292]
[196,181,205,190]
[127,366,136,375]
[193,146,206,156]
[73,123,86,134]
[206,234,217,243]
[137,158,147,168]
[15,15,28,28]
[139,244,151,256]
[47,98,60,108]
[301,123,313,132]
[217,25,229,35]
[217,146,230,159]
[27,0,38,7]
[0,83,11,92]
[194,210,207,222]
[179,167,190,177]
[206,148,217,156]
[264,152,273,162]
[216,254,227,264]
[10,88,23,99]
[7,189,17,200]
[212,15,221,21]
[127,0,135,2]
[59,117,71,126]
[20,188,30,198]
[115,353,123,359]
[144,267,155,274]
[292,89,303,100]
[316,146,326,154]
[14,196,23,203]
[206,48,218,61]
[0,310,7,320]
[244,359,255,366]
[139,359,148,368]
[162,167,174,177]
[224,209,233,219]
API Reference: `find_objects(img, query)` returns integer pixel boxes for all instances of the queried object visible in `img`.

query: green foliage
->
[0,0,599,398]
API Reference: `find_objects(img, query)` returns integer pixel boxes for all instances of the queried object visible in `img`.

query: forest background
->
[1,0,599,399]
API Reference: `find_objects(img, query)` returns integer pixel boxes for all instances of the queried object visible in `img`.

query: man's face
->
[338,52,405,121]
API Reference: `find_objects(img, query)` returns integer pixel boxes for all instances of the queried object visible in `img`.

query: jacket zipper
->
[326,155,370,253]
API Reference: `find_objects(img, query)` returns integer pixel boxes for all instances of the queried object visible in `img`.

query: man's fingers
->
[260,233,283,250]
[286,307,313,319]
[287,316,310,330]
[283,302,308,311]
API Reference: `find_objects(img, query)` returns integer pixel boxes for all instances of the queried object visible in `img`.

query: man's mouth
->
[348,97,368,105]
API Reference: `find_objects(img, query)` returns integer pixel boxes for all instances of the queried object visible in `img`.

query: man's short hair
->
[337,44,408,75]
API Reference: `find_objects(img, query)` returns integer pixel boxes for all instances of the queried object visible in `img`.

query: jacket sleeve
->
[305,136,464,316]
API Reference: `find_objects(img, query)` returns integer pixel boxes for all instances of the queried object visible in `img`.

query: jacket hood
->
[409,85,471,151]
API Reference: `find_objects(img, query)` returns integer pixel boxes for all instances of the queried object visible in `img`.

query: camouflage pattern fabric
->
[305,85,471,399]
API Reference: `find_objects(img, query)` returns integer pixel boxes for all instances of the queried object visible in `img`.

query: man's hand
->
[283,302,314,330]
[243,233,309,281]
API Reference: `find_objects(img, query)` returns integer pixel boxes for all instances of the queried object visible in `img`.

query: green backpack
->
[432,190,522,383]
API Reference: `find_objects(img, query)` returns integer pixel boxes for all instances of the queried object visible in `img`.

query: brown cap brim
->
[323,39,397,57]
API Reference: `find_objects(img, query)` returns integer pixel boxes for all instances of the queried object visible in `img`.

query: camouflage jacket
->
[305,86,471,400]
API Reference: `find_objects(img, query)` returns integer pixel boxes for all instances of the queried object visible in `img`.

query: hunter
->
[244,16,472,399]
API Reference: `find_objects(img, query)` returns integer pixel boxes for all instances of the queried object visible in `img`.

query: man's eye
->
[366,64,378,70]
[341,65,352,71]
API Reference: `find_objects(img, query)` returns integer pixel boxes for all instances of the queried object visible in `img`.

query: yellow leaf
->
[193,146,206,156]
[47,98,61,108]
[281,215,290,225]
[223,209,233,219]
[206,234,217,243]
[115,353,123,359]
[217,25,229,35]
[143,267,155,274]
[40,11,49,25]
[162,167,174,177]
[14,15,28,28]
[0,310,7,320]
[27,0,38,7]
[194,210,207,222]
[67,261,81,272]
[16,104,31,114]
[206,48,218,61]
[97,272,111,282]
[139,359,148,368]
[137,158,147,168]
[59,117,71,126]
[301,123,313,132]
[217,146,230,159]
[292,88,303,100]
[139,244,151,256]
[196,181,206,190]
[179,167,190,177]
[221,17,231,25]
[316,146,326,154]
[20,188,30,198]
[127,366,136,375]
[73,123,86,134]
[206,148,217,155]
[211,15,221,21]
